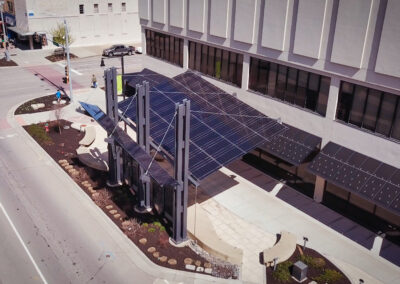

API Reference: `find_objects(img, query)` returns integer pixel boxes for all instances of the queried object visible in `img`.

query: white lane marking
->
[270,183,284,196]
[56,63,83,76]
[6,133,17,138]
[0,202,48,284]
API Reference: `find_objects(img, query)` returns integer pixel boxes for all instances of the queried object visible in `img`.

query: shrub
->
[299,254,313,266]
[312,257,326,269]
[272,261,292,283]
[160,226,166,232]
[148,227,156,233]
[313,269,343,283]
[153,221,162,228]
[142,223,148,228]
[26,124,53,145]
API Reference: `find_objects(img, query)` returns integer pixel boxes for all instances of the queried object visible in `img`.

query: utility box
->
[292,260,308,282]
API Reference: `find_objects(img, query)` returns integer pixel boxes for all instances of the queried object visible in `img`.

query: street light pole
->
[64,19,73,102]
[0,1,8,44]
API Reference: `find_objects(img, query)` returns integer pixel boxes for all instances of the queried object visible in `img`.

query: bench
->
[187,205,243,265]
[263,231,297,266]
[79,126,96,146]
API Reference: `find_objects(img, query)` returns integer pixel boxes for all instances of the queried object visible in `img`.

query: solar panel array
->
[119,69,286,181]
[262,125,321,166]
[80,102,177,187]
[308,142,400,216]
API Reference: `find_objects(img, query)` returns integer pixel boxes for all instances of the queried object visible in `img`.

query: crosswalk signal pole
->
[64,19,73,102]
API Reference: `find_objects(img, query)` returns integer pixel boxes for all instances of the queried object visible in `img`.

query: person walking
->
[91,74,97,88]
[56,90,61,102]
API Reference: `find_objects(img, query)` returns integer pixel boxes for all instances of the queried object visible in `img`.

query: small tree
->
[50,22,74,57]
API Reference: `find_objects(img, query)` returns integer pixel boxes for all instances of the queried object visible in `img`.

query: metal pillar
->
[172,99,190,244]
[105,67,122,187]
[135,81,152,212]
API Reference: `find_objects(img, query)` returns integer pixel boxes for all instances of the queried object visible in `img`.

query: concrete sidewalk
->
[199,165,400,284]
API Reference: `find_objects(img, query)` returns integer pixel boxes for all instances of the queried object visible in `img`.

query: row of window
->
[144,30,400,142]
[188,41,243,87]
[79,2,126,14]
[249,57,330,116]
[336,82,400,140]
[145,29,184,67]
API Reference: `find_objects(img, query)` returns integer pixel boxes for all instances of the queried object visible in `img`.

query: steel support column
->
[172,99,190,244]
[105,67,122,187]
[135,82,152,212]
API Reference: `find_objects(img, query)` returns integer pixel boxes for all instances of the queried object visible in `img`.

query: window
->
[108,3,113,12]
[79,4,84,14]
[7,1,14,13]
[93,4,99,13]
[249,57,331,115]
[336,81,400,141]
[145,29,183,67]
[188,41,243,87]
[121,2,126,12]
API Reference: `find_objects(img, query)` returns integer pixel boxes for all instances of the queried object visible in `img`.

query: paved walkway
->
[198,165,400,283]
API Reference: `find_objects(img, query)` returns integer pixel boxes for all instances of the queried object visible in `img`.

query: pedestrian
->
[56,90,61,102]
[91,74,97,88]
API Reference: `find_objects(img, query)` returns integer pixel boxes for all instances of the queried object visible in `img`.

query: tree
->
[50,22,74,57]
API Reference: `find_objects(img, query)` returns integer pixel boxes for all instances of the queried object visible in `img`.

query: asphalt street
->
[0,55,232,284]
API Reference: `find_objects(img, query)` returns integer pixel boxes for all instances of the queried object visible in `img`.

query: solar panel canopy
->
[80,102,177,187]
[308,142,400,216]
[261,124,321,166]
[119,69,286,181]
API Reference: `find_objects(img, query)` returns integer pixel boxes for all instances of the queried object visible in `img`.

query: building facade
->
[138,0,400,227]
[9,0,141,49]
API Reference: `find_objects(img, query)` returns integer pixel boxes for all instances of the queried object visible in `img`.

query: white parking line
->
[0,202,48,284]
[56,63,83,76]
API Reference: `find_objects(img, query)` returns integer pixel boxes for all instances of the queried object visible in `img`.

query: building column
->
[183,38,189,70]
[241,53,250,90]
[141,26,146,55]
[28,35,34,50]
[313,176,326,203]
[325,76,341,121]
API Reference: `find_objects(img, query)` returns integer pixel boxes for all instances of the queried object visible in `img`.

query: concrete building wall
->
[138,0,400,169]
[15,0,141,46]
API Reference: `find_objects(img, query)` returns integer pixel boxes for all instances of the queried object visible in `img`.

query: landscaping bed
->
[45,53,78,62]
[267,245,351,284]
[0,57,18,67]
[15,94,70,115]
[24,120,238,279]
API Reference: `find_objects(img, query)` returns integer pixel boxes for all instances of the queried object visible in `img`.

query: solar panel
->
[308,142,400,216]
[261,124,321,166]
[119,69,286,181]
[80,102,177,187]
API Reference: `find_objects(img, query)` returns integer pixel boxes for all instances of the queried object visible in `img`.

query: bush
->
[148,227,156,233]
[160,226,166,232]
[142,223,148,228]
[312,257,326,269]
[26,124,53,145]
[299,255,326,269]
[313,269,343,283]
[272,261,292,283]
[153,221,162,228]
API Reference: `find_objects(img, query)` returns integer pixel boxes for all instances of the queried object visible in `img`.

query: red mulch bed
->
[24,120,237,279]
[266,244,351,284]
[45,53,78,62]
[0,57,18,66]
[15,94,70,115]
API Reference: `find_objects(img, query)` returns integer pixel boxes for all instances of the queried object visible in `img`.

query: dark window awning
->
[261,124,321,166]
[119,69,287,182]
[80,102,177,187]
[308,142,400,216]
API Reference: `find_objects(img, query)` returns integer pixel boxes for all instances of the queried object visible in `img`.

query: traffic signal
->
[64,66,69,76]
[63,76,69,84]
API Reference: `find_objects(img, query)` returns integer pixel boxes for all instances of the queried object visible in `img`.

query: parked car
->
[102,44,135,57]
